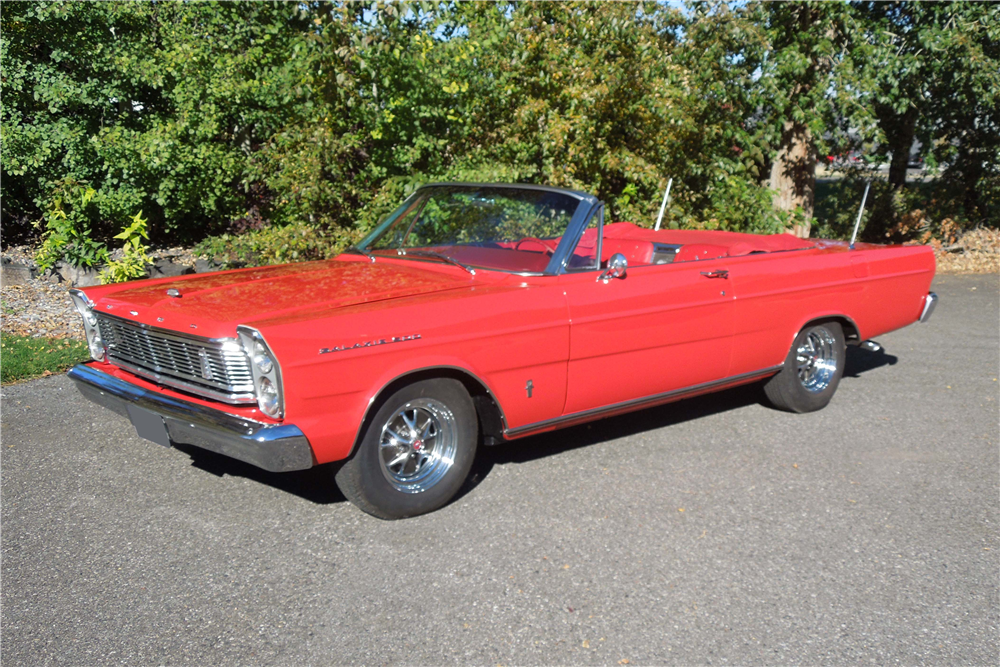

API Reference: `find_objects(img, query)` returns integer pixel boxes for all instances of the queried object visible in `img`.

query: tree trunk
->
[770,120,816,238]
[884,107,917,191]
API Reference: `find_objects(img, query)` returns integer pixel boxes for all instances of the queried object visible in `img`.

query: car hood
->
[90,258,474,339]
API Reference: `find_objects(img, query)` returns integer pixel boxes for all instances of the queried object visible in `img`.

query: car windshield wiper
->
[344,246,376,263]
[398,250,476,275]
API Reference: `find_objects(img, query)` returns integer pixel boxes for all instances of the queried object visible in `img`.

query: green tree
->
[834,1,999,233]
[2,0,312,251]
[750,1,850,236]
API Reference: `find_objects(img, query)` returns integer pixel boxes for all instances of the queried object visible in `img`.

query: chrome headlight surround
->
[68,289,106,362]
[236,325,284,419]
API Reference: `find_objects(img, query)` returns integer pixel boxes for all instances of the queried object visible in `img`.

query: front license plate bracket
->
[127,405,172,448]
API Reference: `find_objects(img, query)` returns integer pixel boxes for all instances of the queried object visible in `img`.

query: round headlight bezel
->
[237,326,285,420]
[89,335,105,361]
[257,376,280,417]
[69,289,105,362]
[252,340,273,374]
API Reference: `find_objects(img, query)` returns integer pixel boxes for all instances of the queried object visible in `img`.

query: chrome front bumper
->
[68,364,314,472]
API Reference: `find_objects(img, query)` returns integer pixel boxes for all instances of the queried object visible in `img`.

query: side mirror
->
[598,253,628,282]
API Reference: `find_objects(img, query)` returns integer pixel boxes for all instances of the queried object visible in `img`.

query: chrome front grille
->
[97,314,255,403]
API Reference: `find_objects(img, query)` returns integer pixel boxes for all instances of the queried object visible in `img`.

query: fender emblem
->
[320,333,421,355]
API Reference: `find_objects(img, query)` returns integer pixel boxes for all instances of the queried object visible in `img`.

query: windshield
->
[359,185,584,274]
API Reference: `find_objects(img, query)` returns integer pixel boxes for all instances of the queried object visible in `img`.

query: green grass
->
[1,333,90,384]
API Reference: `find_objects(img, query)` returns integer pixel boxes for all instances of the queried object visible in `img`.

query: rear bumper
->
[919,291,938,323]
[67,364,315,472]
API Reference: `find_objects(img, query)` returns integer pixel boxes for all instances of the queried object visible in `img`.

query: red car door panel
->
[559,260,734,415]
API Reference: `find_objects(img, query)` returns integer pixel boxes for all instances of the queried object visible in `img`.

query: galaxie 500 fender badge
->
[320,334,421,355]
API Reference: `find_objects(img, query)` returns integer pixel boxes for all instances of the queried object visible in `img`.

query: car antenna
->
[849,181,871,250]
[654,177,673,232]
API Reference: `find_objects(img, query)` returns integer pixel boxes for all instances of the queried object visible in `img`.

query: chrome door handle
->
[700,269,729,279]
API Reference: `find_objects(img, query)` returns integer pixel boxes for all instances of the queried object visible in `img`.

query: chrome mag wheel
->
[796,327,838,393]
[378,398,458,493]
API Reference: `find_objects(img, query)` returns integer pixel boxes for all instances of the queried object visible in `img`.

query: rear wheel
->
[335,378,478,519]
[764,321,845,413]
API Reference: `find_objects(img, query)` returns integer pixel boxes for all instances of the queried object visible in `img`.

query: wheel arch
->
[348,366,507,459]
[793,314,861,346]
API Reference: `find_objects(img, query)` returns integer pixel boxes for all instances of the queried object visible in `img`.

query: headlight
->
[69,289,105,362]
[237,326,284,419]
[257,377,280,417]
[252,341,273,374]
[89,332,105,360]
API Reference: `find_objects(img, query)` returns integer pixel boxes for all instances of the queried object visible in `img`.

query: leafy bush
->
[813,170,989,244]
[100,212,152,284]
[3,0,996,269]
[33,180,109,271]
[194,221,356,269]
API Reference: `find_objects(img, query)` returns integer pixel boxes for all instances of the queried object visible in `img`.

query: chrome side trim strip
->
[919,291,938,323]
[68,364,314,472]
[504,365,783,439]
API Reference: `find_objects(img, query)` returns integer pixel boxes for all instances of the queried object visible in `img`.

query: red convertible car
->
[68,183,937,518]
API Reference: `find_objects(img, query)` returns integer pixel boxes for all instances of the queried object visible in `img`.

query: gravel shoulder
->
[1,275,998,665]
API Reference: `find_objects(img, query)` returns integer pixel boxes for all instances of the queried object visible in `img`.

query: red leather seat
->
[601,239,654,265]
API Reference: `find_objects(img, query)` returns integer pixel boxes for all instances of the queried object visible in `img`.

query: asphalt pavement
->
[2,274,997,665]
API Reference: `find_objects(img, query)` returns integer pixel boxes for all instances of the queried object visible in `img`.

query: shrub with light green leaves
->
[100,211,152,284]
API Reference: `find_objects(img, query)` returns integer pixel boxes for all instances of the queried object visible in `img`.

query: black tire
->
[335,378,478,519]
[763,321,845,413]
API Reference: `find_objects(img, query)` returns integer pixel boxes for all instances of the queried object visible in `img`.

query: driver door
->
[558,251,735,416]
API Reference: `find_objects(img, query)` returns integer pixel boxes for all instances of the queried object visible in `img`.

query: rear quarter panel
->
[729,243,934,376]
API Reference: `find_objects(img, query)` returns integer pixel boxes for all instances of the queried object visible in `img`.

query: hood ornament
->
[166,288,181,298]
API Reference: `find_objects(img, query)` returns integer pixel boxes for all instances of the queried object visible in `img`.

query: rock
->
[194,258,223,274]
[55,261,102,287]
[147,258,195,279]
[0,260,32,287]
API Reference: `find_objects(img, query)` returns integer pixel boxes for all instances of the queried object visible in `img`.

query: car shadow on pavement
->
[173,443,348,505]
[456,343,899,504]
[172,345,898,509]
[455,383,764,504]
[843,344,898,379]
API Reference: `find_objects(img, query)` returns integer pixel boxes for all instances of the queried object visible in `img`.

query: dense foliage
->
[2,1,997,270]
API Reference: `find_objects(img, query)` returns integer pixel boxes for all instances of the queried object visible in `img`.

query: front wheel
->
[335,378,478,519]
[763,321,845,413]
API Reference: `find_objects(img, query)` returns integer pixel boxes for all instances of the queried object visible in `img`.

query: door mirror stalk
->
[598,253,628,282]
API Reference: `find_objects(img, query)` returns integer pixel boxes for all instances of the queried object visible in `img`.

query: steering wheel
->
[515,237,554,255]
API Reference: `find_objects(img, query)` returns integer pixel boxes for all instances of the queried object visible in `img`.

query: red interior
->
[392,223,812,273]
[588,223,813,266]
[603,222,812,252]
